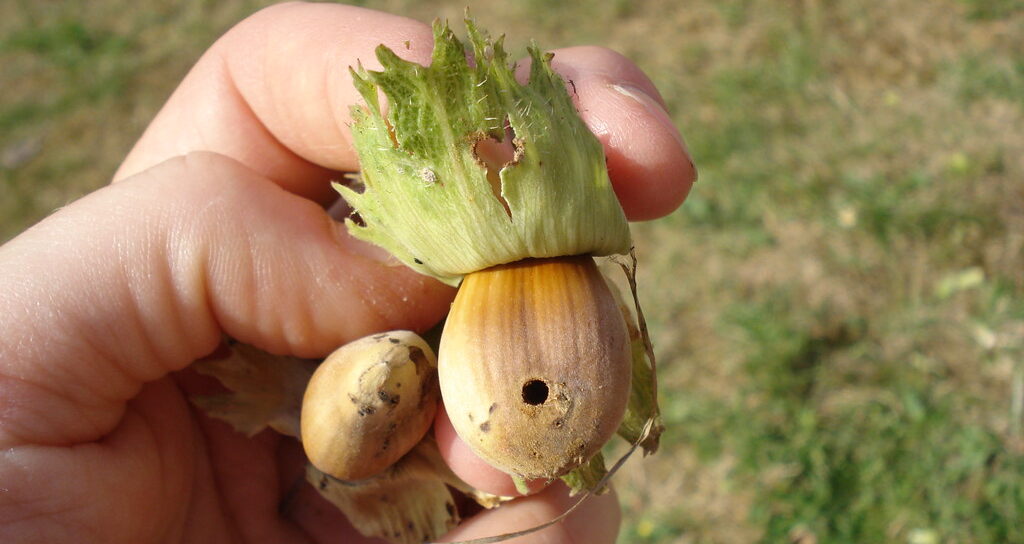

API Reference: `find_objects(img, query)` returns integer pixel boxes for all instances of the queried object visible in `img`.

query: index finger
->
[115,3,436,203]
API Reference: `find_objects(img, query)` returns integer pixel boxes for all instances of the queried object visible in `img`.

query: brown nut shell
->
[438,256,631,479]
[301,331,439,481]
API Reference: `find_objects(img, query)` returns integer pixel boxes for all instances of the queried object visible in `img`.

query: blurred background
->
[2,0,1023,542]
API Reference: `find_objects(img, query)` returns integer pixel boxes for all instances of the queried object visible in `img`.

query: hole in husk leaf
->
[471,120,521,217]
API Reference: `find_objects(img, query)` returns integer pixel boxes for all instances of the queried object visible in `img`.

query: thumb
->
[0,151,453,448]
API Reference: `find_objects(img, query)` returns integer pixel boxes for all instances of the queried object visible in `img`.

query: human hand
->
[0,3,695,543]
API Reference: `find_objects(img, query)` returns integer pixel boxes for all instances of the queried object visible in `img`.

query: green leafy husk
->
[559,451,609,496]
[609,263,664,455]
[616,315,664,455]
[339,17,631,285]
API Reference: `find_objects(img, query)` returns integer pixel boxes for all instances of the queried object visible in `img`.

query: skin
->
[0,3,695,543]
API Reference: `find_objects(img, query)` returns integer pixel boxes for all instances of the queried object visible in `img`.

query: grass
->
[3,0,1024,542]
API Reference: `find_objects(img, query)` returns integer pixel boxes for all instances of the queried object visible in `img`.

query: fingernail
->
[610,83,690,156]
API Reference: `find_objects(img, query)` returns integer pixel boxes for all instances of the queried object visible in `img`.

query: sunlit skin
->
[0,3,695,543]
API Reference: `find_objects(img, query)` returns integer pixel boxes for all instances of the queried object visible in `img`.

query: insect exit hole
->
[471,120,521,218]
[521,380,549,406]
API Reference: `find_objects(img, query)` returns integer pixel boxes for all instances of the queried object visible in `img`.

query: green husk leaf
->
[604,264,664,454]
[559,451,609,496]
[510,474,531,496]
[343,17,631,284]
[617,327,664,454]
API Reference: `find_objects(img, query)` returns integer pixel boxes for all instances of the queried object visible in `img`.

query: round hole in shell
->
[521,379,549,405]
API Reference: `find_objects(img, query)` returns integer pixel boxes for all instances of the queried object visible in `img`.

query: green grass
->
[3,0,1024,542]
